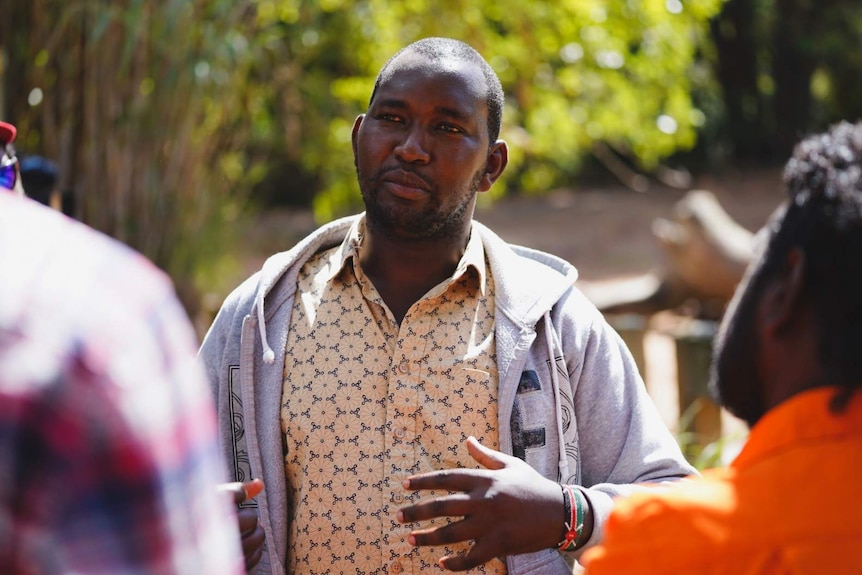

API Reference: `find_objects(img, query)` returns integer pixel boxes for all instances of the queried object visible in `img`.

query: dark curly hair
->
[368,37,505,145]
[761,121,862,410]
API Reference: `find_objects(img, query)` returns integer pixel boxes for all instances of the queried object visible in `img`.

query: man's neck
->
[358,225,471,323]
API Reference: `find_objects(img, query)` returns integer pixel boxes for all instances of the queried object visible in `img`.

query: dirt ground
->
[473,167,784,284]
[234,166,785,457]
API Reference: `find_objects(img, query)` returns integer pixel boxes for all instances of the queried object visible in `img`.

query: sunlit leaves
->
[14,0,727,230]
[248,0,724,219]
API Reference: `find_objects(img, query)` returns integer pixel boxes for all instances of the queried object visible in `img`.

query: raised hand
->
[397,436,571,571]
[219,479,266,572]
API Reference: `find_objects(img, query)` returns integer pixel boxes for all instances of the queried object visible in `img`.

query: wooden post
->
[672,319,722,459]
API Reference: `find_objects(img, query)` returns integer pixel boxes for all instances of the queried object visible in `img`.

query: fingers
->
[408,519,474,546]
[237,507,266,571]
[403,437,492,492]
[464,436,507,471]
[245,544,264,571]
[439,539,499,572]
[397,492,504,571]
[397,493,475,524]
[402,468,487,492]
[217,479,267,571]
[404,437,513,493]
[242,478,265,501]
[218,478,265,505]
[237,508,260,537]
[400,514,497,572]
[404,516,499,573]
[217,482,246,505]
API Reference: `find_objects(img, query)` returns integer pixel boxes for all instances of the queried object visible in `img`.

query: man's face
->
[352,55,503,241]
[710,222,780,428]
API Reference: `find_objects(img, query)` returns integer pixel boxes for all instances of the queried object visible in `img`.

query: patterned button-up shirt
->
[0,194,244,574]
[282,217,505,574]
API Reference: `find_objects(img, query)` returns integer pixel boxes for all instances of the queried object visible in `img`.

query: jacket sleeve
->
[556,286,697,548]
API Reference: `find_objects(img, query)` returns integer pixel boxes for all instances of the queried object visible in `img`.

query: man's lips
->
[381,170,431,199]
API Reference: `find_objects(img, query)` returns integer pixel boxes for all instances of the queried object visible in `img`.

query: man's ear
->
[351,114,365,168]
[761,247,807,335]
[477,140,508,193]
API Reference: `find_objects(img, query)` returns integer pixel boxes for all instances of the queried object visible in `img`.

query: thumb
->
[465,436,507,470]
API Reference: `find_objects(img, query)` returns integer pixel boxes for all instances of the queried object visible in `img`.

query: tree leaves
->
[246,0,724,219]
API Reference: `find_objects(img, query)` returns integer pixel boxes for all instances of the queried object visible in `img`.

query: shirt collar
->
[455,221,487,295]
[325,216,364,283]
[326,214,487,295]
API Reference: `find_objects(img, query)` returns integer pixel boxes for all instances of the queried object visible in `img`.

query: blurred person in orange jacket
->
[582,120,862,574]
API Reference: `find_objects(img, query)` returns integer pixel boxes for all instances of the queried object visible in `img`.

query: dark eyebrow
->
[435,106,471,123]
[373,98,408,110]
[373,98,473,124]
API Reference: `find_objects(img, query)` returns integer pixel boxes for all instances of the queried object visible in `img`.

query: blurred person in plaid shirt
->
[0,120,248,574]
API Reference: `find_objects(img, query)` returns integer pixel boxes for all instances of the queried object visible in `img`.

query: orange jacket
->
[582,387,862,574]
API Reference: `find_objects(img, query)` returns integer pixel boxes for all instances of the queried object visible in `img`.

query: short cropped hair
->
[368,37,505,145]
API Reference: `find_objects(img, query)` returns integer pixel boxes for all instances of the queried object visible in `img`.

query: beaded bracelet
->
[557,484,586,552]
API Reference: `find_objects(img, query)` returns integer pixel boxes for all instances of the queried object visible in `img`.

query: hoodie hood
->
[476,221,579,329]
[253,215,357,362]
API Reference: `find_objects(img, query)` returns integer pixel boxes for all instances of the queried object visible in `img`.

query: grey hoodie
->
[200,214,695,575]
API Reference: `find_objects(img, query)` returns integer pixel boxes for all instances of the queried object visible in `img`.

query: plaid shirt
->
[0,194,244,574]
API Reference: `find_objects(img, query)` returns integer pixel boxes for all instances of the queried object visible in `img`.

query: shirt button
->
[398,360,409,374]
[392,493,404,504]
[390,561,403,574]
[394,427,406,439]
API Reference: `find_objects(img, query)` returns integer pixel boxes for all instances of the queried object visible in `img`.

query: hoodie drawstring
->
[256,290,276,364]
[545,310,570,482]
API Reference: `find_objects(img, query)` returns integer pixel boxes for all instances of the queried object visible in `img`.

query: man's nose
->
[394,127,430,164]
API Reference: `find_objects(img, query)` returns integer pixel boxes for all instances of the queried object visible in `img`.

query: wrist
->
[556,484,587,552]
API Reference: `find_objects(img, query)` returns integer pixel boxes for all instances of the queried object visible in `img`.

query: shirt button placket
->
[390,347,417,572]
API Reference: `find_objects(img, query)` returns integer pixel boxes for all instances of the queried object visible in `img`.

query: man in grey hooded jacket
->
[200,37,695,575]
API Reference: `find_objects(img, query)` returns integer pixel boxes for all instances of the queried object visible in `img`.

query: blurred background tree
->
[246,0,724,215]
[2,0,861,317]
[705,0,862,164]
[1,0,272,316]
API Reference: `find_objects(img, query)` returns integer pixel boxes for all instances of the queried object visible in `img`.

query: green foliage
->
[3,0,726,313]
[250,0,725,221]
[675,399,747,470]
[677,428,744,471]
[802,3,862,128]
[704,0,862,162]
[5,0,271,314]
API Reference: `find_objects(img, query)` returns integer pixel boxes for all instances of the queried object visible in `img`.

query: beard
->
[710,265,769,428]
[358,166,484,242]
